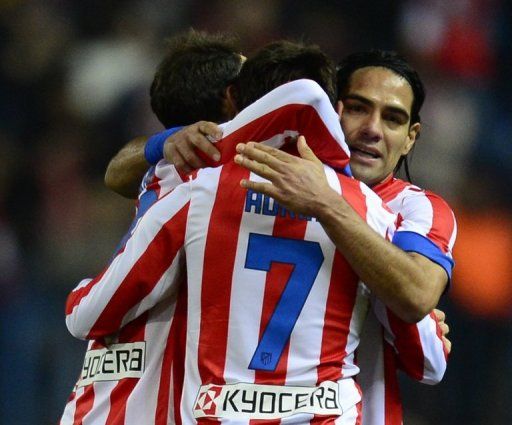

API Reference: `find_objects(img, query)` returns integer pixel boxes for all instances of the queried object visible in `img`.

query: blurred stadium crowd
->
[0,1,511,424]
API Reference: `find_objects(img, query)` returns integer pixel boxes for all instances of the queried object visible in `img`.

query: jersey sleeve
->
[371,299,448,385]
[392,190,457,280]
[204,79,351,172]
[65,182,191,340]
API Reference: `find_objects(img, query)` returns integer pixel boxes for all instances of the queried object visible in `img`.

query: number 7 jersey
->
[67,155,395,423]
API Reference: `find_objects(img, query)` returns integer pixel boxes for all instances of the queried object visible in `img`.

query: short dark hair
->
[150,29,242,128]
[337,50,426,179]
[235,40,336,110]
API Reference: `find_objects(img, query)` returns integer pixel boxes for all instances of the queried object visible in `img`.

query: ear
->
[335,100,344,118]
[402,122,420,155]
[223,84,239,119]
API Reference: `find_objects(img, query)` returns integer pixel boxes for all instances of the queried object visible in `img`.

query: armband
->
[144,126,184,165]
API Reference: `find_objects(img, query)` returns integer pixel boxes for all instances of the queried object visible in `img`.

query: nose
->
[360,112,383,142]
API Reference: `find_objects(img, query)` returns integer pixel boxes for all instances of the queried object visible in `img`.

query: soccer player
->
[101,47,451,423]
[60,29,244,424]
[233,50,457,425]
[64,40,407,423]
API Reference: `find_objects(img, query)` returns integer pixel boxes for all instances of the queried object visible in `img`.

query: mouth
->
[349,146,381,160]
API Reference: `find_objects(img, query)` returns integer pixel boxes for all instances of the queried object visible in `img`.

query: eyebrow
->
[344,94,410,122]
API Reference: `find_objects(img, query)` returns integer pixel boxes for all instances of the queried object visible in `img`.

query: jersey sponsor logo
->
[245,190,315,222]
[193,381,342,419]
[77,342,146,388]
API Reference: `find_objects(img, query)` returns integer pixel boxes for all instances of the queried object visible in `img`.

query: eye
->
[344,102,366,114]
[384,113,406,126]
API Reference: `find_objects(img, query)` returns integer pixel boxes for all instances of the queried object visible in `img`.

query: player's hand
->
[433,308,452,354]
[163,121,222,173]
[234,136,337,217]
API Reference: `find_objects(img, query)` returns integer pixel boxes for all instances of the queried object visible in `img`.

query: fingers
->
[235,142,293,174]
[442,336,452,354]
[240,179,277,198]
[433,308,446,322]
[194,122,222,161]
[165,143,193,174]
[438,321,450,337]
[163,121,221,172]
[198,121,223,141]
[234,152,279,181]
[297,136,320,163]
[237,141,297,163]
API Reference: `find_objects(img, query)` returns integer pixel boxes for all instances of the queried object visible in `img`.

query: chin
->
[350,166,374,184]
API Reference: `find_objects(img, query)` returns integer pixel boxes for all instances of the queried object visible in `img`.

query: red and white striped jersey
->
[61,79,358,425]
[66,156,395,423]
[60,296,184,424]
[357,177,457,425]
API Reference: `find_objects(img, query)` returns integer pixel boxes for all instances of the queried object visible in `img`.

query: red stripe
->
[425,192,455,253]
[87,203,189,339]
[118,312,148,342]
[198,164,250,385]
[104,379,138,424]
[72,386,95,425]
[316,252,359,384]
[383,341,403,425]
[387,309,424,381]
[155,283,188,425]
[339,177,369,218]
[311,175,366,424]
[355,398,363,425]
[373,177,407,203]
[146,177,162,200]
[199,104,349,171]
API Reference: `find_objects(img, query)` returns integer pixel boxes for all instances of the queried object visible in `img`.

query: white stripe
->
[180,166,222,424]
[124,300,176,422]
[82,381,116,424]
[417,315,446,384]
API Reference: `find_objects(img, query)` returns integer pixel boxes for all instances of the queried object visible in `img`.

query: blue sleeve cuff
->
[392,231,454,280]
[144,126,184,165]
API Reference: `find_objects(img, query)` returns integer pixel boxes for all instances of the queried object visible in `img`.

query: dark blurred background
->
[0,1,511,424]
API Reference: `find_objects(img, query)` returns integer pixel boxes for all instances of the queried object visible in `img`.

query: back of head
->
[150,29,242,128]
[235,40,336,110]
[336,49,425,125]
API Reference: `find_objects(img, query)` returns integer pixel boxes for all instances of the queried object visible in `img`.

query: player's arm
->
[105,136,150,199]
[105,78,340,199]
[104,123,222,198]
[372,299,450,384]
[234,138,451,323]
[65,182,191,340]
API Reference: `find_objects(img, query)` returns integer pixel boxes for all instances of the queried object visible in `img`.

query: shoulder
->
[336,173,395,233]
[381,178,455,218]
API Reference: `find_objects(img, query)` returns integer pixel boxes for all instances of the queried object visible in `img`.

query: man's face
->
[339,67,420,186]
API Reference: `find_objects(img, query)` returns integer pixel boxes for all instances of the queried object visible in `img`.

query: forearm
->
[105,136,149,199]
[317,190,442,322]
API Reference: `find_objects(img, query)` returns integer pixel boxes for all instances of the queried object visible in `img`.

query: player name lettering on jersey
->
[77,342,146,388]
[193,381,342,420]
[245,189,315,221]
